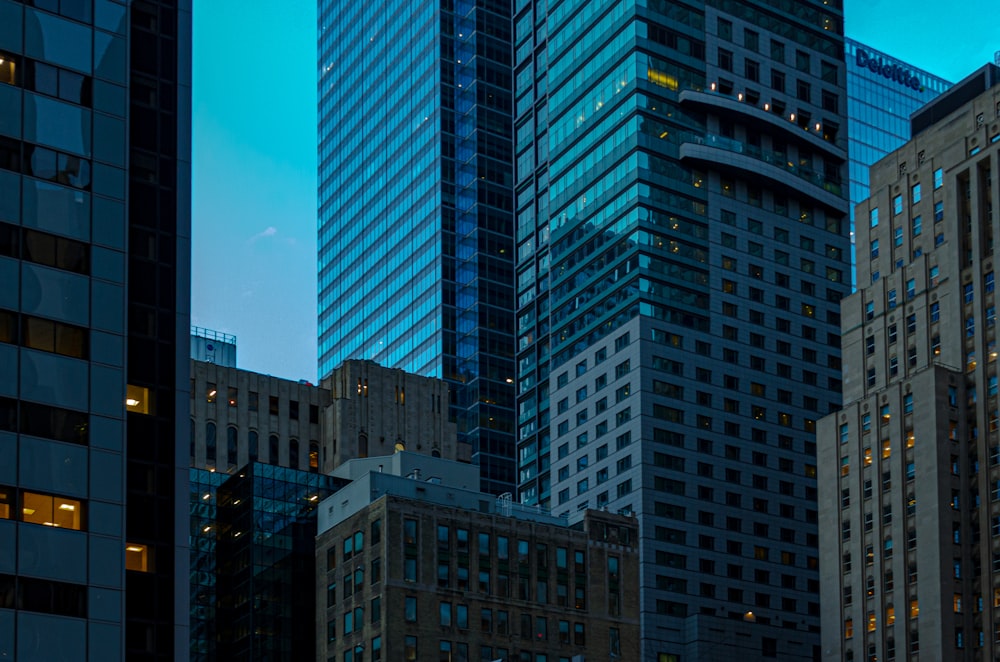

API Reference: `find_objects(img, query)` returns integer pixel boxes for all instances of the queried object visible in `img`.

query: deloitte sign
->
[855,49,923,92]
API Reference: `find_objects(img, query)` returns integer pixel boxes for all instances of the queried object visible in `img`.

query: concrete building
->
[316,452,640,662]
[320,358,463,470]
[514,2,852,658]
[818,64,1000,661]
[190,358,464,474]
[0,2,191,660]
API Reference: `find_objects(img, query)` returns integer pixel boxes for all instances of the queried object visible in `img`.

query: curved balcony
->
[679,88,847,161]
[678,134,848,213]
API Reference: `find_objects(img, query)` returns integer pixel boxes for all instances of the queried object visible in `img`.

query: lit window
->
[126,543,150,572]
[21,491,83,529]
[126,384,153,414]
[0,53,15,85]
[206,383,217,403]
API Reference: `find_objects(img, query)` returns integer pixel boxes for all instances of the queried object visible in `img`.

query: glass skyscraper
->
[0,1,191,659]
[514,2,851,658]
[844,38,950,287]
[317,0,517,494]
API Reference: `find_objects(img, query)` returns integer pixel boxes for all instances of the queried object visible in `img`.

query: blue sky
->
[191,1,996,382]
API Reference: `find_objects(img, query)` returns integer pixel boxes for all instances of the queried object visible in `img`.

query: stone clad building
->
[189,357,464,475]
[818,65,1000,661]
[316,453,640,662]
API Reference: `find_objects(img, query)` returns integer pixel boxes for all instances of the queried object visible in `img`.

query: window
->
[934,168,943,188]
[19,490,84,530]
[912,183,921,204]
[405,596,417,622]
[912,215,922,236]
[125,543,149,572]
[870,208,879,227]
[934,200,944,222]
[871,239,879,258]
[893,195,903,215]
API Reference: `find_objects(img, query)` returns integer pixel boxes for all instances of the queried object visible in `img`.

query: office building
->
[316,452,640,661]
[317,0,517,495]
[844,38,951,287]
[818,65,1000,661]
[514,3,852,659]
[0,2,190,660]
[189,357,463,659]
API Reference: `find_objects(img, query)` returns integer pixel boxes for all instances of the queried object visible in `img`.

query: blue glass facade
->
[0,1,191,659]
[318,0,517,494]
[190,463,344,661]
[844,38,950,288]
[515,1,851,658]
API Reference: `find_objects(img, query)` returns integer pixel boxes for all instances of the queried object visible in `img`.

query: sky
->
[190,1,997,383]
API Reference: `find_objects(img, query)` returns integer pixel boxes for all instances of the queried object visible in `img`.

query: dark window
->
[269,434,279,464]
[205,422,216,465]
[226,426,237,468]
[718,48,733,72]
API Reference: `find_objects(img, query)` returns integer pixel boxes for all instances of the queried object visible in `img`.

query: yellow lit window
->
[863,447,872,466]
[206,382,217,403]
[126,384,153,414]
[882,441,891,459]
[840,456,849,476]
[844,618,853,639]
[21,491,83,529]
[0,53,16,86]
[126,543,149,572]
[910,599,919,619]
[0,487,11,519]
[886,605,895,625]
[994,588,1000,608]
[867,612,876,632]
[906,431,915,448]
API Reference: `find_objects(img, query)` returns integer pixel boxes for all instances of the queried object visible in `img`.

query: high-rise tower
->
[0,1,191,659]
[844,38,951,287]
[317,0,517,494]
[514,2,851,658]
[819,64,1000,662]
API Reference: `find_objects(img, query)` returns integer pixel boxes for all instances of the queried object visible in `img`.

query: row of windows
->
[0,52,93,107]
[0,136,92,191]
[0,485,84,530]
[0,220,90,275]
[0,573,87,619]
[0,307,88,359]
[0,396,88,445]
[199,382,320,423]
[193,421,320,471]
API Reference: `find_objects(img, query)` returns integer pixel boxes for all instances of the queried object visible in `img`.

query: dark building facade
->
[317,0,517,495]
[0,1,190,660]
[194,463,344,661]
[513,1,851,659]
